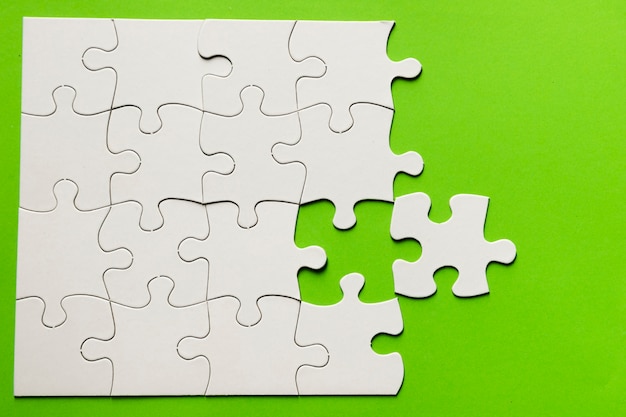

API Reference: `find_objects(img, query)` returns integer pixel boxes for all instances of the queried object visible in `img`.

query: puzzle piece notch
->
[16,180,131,327]
[20,86,140,212]
[14,296,114,396]
[391,192,517,298]
[290,20,422,132]
[201,85,305,228]
[108,104,234,231]
[273,103,423,230]
[296,273,404,395]
[99,199,209,308]
[198,19,325,116]
[179,201,326,326]
[21,17,117,116]
[82,277,210,396]
[178,295,328,395]
[83,19,231,133]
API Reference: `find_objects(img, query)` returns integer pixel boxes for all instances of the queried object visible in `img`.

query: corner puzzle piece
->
[201,86,305,228]
[82,277,209,396]
[290,20,421,132]
[198,19,325,116]
[178,296,328,395]
[391,192,517,298]
[14,296,114,396]
[20,86,139,212]
[179,201,326,326]
[273,103,423,230]
[16,180,131,327]
[100,199,209,307]
[296,273,404,395]
[108,104,234,230]
[83,19,231,133]
[21,17,116,116]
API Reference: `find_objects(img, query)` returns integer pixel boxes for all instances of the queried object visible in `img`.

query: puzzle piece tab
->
[391,192,517,297]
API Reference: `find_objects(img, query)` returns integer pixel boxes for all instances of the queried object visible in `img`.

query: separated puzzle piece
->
[20,86,139,211]
[16,180,131,327]
[178,296,328,395]
[201,86,305,228]
[108,104,233,230]
[179,201,326,326]
[83,19,231,133]
[100,199,209,307]
[82,277,210,396]
[14,296,114,396]
[290,20,421,132]
[296,273,404,395]
[199,19,325,115]
[21,17,116,116]
[391,192,517,298]
[273,103,423,230]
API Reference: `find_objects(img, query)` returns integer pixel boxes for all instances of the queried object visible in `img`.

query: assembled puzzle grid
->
[15,17,516,396]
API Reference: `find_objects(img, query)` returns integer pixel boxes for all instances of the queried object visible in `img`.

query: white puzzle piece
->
[21,17,117,115]
[99,199,209,307]
[273,103,423,230]
[179,201,326,326]
[198,19,325,116]
[290,20,422,132]
[82,277,210,396]
[108,104,234,230]
[14,296,114,396]
[201,86,305,228]
[16,180,131,327]
[391,192,517,298]
[178,296,328,395]
[83,19,231,133]
[20,86,140,212]
[296,273,404,395]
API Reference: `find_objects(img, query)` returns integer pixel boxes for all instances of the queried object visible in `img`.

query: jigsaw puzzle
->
[15,17,515,397]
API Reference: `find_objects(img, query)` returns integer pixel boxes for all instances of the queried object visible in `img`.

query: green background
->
[1,0,624,416]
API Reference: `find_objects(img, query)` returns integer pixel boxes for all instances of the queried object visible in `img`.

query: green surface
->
[1,0,624,415]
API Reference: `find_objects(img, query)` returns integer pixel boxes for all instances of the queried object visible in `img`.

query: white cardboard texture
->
[296,273,404,395]
[83,19,231,133]
[16,180,131,327]
[14,296,114,396]
[178,296,328,396]
[82,277,210,396]
[198,19,325,116]
[21,17,117,116]
[290,20,422,132]
[391,192,517,297]
[20,86,139,212]
[273,103,423,230]
[179,201,326,326]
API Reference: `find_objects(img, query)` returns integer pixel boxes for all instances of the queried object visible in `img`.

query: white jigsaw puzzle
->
[15,17,516,397]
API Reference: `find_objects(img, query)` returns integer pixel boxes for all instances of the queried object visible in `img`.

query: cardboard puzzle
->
[15,17,516,396]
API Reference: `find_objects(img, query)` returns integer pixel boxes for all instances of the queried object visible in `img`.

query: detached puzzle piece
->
[201,86,305,228]
[16,180,131,327]
[391,192,517,298]
[99,199,209,307]
[20,86,139,212]
[199,19,325,115]
[179,201,326,326]
[273,103,423,230]
[83,19,231,133]
[290,20,422,132]
[296,273,404,395]
[21,17,116,116]
[14,296,114,396]
[82,277,210,396]
[108,104,233,230]
[178,296,328,395]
